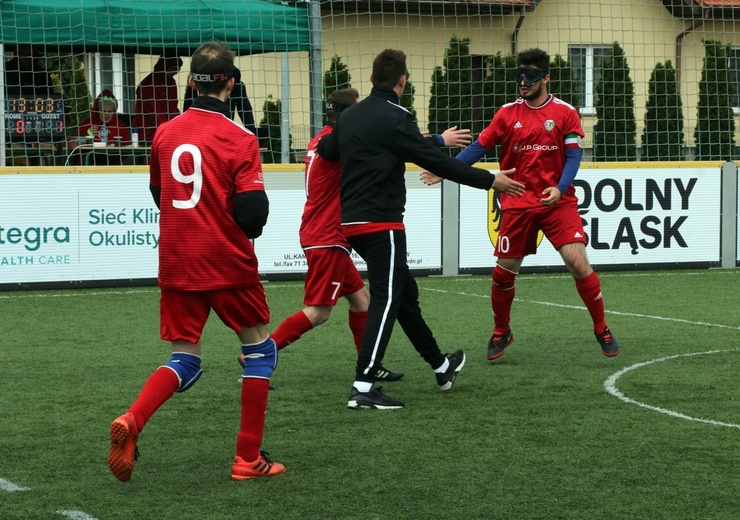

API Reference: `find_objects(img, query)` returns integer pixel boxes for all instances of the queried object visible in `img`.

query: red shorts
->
[495,203,587,258]
[160,285,270,343]
[302,247,365,306]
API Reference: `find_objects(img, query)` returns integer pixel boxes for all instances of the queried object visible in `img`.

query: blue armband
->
[455,140,488,166]
[557,147,582,195]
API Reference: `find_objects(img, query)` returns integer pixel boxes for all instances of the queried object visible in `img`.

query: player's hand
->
[420,170,444,186]
[441,126,472,148]
[540,187,561,206]
[492,168,525,196]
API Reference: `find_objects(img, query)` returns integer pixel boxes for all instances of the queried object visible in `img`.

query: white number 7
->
[171,144,203,209]
[331,281,341,301]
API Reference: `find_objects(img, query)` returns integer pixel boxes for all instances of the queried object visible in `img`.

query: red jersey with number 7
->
[299,124,350,250]
[150,107,265,291]
[477,95,584,211]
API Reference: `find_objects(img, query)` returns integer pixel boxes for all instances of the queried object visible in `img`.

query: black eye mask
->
[515,66,547,87]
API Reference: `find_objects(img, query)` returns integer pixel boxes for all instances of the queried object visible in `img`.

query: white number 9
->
[171,144,203,209]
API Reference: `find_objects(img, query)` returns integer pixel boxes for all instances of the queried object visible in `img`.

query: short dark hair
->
[326,88,360,122]
[372,49,407,88]
[517,48,550,74]
[190,41,235,95]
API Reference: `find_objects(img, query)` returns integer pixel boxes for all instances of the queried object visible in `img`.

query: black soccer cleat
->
[595,326,620,357]
[487,330,514,360]
[347,386,405,410]
[435,350,466,391]
[374,366,405,382]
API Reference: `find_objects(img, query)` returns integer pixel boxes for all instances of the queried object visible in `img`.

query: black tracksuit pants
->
[348,229,446,383]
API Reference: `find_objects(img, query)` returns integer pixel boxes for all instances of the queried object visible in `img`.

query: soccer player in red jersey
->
[246,88,474,383]
[108,41,284,482]
[423,47,619,360]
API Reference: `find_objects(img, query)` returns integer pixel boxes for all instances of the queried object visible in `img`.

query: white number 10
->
[171,144,203,209]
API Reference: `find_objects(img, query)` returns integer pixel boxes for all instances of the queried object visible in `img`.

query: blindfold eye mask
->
[515,66,547,87]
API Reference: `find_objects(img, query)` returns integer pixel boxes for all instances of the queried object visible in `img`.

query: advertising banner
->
[254,170,442,274]
[459,167,722,270]
[0,170,442,287]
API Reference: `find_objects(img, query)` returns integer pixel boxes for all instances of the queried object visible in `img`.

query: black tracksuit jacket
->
[317,85,496,226]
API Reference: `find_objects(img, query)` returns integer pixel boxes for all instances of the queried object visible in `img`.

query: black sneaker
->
[435,350,466,391]
[347,386,405,410]
[374,366,405,382]
[596,326,620,357]
[487,330,514,360]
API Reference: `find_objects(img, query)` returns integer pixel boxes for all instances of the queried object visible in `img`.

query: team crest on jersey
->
[487,190,544,251]
[513,143,521,153]
[544,120,555,131]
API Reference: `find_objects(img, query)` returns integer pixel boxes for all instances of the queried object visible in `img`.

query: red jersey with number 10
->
[478,95,584,211]
[150,107,265,291]
[299,125,350,249]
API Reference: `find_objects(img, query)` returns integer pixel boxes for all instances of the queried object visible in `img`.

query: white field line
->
[604,350,740,429]
[422,280,740,428]
[418,287,740,330]
[450,269,740,282]
[55,511,99,520]
[0,478,30,492]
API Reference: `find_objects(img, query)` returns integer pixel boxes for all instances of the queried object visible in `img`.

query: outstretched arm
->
[421,168,524,197]
[423,126,473,148]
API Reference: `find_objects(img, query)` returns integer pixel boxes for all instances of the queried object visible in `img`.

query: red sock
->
[575,271,607,332]
[348,310,367,355]
[271,311,313,350]
[127,366,179,432]
[235,378,270,462]
[491,265,517,336]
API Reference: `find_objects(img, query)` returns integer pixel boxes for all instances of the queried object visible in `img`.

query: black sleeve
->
[231,82,257,134]
[149,184,161,209]
[424,134,444,147]
[316,124,340,162]
[183,84,195,112]
[392,119,494,190]
[233,191,269,239]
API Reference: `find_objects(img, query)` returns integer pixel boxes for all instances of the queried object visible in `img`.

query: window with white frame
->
[730,47,740,111]
[568,45,611,115]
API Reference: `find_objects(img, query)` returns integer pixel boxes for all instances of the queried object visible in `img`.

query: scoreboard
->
[5,95,65,137]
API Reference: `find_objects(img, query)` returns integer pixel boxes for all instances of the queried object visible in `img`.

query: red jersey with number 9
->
[150,107,265,291]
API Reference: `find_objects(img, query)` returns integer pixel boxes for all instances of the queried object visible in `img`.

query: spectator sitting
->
[131,51,183,145]
[75,90,130,165]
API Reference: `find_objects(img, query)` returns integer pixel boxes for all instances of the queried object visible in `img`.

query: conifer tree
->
[480,52,517,161]
[694,40,735,161]
[593,42,637,161]
[399,69,418,122]
[428,36,473,136]
[258,95,290,163]
[548,54,579,111]
[323,56,352,103]
[642,60,684,161]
